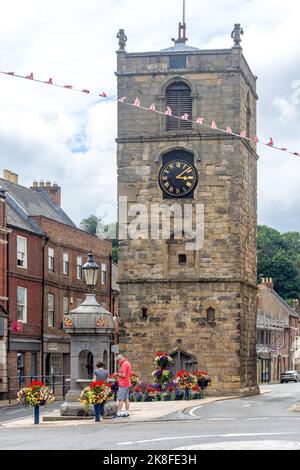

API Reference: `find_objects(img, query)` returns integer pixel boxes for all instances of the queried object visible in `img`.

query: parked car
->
[280,371,300,383]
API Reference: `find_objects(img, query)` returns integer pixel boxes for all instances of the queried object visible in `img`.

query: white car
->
[280,370,300,383]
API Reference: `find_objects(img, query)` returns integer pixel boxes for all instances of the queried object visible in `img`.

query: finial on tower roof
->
[117,28,127,52]
[172,0,188,45]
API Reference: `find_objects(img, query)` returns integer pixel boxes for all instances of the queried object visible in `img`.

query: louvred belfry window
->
[166,82,192,131]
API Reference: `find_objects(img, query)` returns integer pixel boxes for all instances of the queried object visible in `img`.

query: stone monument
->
[60,252,117,417]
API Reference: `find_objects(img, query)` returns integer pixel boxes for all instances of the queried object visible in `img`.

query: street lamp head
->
[82,251,100,292]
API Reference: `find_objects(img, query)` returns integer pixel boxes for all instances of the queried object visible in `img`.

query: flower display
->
[153,352,173,368]
[152,368,172,384]
[176,370,194,390]
[17,381,55,407]
[193,371,212,390]
[130,372,139,387]
[80,381,111,406]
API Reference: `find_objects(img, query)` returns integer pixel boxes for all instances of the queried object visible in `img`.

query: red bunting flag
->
[7,72,14,75]
[165,107,172,116]
[181,113,189,121]
[64,85,73,89]
[45,78,53,85]
[133,97,141,107]
[118,96,127,103]
[240,131,247,138]
[281,148,287,151]
[26,73,33,80]
[226,127,233,134]
[149,103,156,112]
[99,92,107,97]
[254,136,260,143]
[211,121,217,129]
[293,152,300,156]
[196,117,204,124]
[82,89,90,94]
[267,138,274,147]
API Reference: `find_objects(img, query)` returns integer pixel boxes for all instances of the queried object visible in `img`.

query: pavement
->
[1,384,300,450]
[0,395,240,428]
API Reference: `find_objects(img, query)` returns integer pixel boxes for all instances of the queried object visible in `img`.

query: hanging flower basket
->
[80,381,111,422]
[17,380,55,425]
[154,352,173,369]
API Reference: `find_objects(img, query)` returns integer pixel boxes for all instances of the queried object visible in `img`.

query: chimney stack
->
[3,170,19,185]
[30,180,61,207]
[260,277,274,289]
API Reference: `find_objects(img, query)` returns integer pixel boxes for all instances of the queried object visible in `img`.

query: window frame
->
[63,252,70,277]
[101,263,107,286]
[17,236,27,269]
[48,293,55,328]
[63,296,69,316]
[76,256,83,280]
[17,287,27,323]
[48,247,55,272]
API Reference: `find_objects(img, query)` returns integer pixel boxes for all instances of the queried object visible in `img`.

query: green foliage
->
[258,225,300,301]
[80,215,102,235]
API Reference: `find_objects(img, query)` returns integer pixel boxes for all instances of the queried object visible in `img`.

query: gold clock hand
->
[176,176,194,181]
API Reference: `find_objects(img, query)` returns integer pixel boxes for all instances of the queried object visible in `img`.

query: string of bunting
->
[0,69,299,158]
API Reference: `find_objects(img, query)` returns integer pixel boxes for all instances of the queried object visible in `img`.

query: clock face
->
[158,160,198,198]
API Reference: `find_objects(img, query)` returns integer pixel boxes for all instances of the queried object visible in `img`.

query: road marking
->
[188,406,203,418]
[116,433,296,446]
[207,418,236,421]
[174,440,300,451]
[5,410,24,415]
[243,404,251,408]
[246,418,270,421]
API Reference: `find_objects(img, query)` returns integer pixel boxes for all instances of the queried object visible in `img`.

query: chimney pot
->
[46,181,51,187]
[32,180,38,188]
[39,180,45,187]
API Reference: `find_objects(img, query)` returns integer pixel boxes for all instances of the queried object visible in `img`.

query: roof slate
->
[0,178,76,229]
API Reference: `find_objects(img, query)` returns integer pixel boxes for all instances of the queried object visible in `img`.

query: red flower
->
[30,381,44,388]
[90,381,104,389]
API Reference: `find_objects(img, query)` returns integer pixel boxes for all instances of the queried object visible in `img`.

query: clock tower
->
[116,22,259,396]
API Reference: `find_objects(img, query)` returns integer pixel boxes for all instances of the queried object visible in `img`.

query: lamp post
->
[82,251,100,293]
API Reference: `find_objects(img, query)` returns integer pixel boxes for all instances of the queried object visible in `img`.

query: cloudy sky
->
[0,0,300,232]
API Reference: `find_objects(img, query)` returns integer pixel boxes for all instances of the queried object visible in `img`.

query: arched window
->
[207,307,216,322]
[166,82,192,131]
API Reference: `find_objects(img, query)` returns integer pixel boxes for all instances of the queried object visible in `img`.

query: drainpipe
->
[41,235,49,377]
[6,230,10,353]
[109,255,113,314]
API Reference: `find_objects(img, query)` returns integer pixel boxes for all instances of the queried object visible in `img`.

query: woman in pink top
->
[116,354,132,418]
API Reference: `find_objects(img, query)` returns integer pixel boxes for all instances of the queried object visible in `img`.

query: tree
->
[79,215,102,235]
[258,225,300,302]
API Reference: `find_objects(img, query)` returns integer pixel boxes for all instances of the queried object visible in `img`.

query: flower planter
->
[34,406,40,425]
[94,404,101,422]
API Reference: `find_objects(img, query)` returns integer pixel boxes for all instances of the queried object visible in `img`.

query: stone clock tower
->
[116,22,259,396]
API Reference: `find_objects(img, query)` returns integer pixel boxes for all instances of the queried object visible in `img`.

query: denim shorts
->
[118,386,130,401]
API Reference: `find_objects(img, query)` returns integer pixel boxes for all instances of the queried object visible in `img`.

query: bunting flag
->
[0,68,299,159]
[181,113,189,121]
[133,97,141,107]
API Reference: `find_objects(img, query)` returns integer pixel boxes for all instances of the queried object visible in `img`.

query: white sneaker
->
[121,412,129,417]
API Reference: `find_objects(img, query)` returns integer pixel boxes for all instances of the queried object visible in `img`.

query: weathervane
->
[172,0,188,44]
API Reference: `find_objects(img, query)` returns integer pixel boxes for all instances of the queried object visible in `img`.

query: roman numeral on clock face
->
[159,159,198,198]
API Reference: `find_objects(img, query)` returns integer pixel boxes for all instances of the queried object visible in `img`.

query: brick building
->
[0,170,113,397]
[257,278,300,383]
